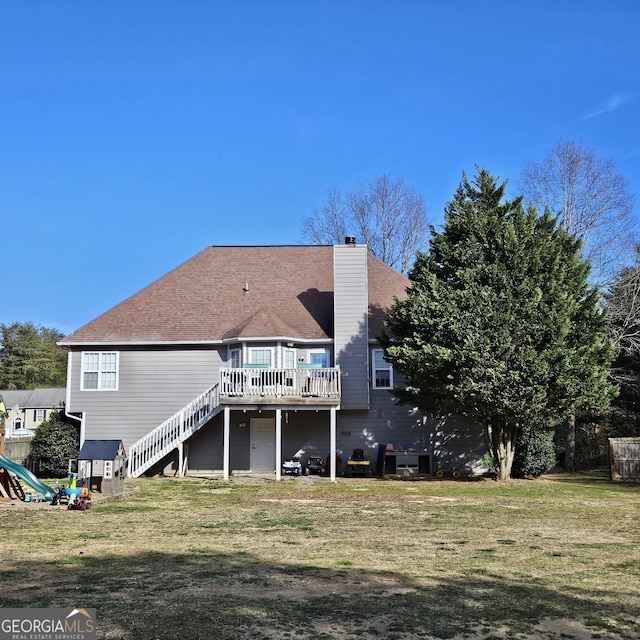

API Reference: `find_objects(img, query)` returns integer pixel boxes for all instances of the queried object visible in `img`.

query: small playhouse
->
[77,440,127,496]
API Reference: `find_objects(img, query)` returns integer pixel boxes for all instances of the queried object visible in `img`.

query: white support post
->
[330,407,337,482]
[223,407,230,480]
[275,408,282,481]
[178,442,184,477]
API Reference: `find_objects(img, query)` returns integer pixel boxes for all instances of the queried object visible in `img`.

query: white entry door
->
[250,418,275,472]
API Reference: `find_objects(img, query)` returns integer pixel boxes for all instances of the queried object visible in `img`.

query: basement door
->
[250,418,275,472]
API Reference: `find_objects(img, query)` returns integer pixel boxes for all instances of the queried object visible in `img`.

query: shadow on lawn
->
[1,549,638,640]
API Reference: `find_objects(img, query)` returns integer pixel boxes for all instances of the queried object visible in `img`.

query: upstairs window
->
[372,349,393,389]
[307,349,329,368]
[82,352,119,390]
[229,348,242,368]
[249,348,272,367]
[283,348,296,369]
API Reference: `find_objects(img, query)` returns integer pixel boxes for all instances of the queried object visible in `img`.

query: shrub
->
[29,410,79,477]
[513,423,556,478]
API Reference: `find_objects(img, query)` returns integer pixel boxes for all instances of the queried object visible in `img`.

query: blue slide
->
[0,453,56,501]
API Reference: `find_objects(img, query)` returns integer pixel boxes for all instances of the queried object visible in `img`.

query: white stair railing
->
[127,384,220,478]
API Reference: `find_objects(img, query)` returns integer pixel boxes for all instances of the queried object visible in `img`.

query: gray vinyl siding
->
[335,392,486,474]
[333,244,370,409]
[186,416,226,471]
[68,346,225,450]
[334,390,425,460]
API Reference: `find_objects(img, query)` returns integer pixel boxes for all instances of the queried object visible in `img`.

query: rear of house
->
[59,243,485,479]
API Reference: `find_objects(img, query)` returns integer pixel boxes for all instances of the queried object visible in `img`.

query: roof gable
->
[224,306,304,340]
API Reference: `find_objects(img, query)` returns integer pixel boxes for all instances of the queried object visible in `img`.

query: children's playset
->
[0,397,94,508]
[1,399,125,508]
[0,455,93,510]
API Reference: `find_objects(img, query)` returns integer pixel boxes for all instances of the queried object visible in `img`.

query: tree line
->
[0,322,67,389]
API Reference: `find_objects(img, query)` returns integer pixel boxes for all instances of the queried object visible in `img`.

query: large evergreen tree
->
[382,168,616,480]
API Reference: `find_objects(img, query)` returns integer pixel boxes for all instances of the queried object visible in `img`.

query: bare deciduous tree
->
[301,175,429,273]
[608,265,640,354]
[520,139,636,286]
[604,250,640,444]
[300,186,348,247]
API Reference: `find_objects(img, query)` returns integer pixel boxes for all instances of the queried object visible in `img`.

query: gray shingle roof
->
[0,388,65,410]
[78,440,126,460]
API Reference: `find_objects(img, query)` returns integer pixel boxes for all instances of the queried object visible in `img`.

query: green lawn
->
[1,473,638,639]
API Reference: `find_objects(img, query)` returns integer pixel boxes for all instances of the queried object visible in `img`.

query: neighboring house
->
[1,388,66,439]
[59,242,485,480]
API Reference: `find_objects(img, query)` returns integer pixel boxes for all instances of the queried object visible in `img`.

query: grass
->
[0,473,638,639]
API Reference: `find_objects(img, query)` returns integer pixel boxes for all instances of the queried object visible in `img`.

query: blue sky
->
[2,0,639,336]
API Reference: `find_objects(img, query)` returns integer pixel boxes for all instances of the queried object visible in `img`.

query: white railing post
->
[223,406,230,481]
[275,408,282,481]
[330,406,337,482]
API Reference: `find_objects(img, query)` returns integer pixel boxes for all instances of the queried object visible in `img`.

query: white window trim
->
[81,351,120,391]
[229,347,242,368]
[372,348,393,389]
[283,347,296,369]
[248,347,275,367]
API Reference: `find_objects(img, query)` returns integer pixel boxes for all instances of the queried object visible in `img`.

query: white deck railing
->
[127,384,221,478]
[219,367,341,399]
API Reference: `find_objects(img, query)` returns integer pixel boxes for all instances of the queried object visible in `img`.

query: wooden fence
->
[609,438,640,481]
